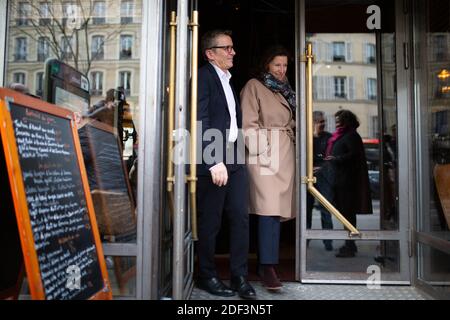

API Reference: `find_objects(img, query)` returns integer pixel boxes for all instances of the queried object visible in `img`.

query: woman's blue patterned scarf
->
[259,72,296,119]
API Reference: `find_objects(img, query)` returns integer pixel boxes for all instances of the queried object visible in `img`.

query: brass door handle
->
[303,43,360,237]
[167,11,177,193]
[188,11,199,241]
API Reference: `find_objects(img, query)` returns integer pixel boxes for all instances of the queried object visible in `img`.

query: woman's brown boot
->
[260,265,282,291]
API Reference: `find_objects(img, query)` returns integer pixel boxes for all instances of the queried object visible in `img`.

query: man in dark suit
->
[196,30,256,299]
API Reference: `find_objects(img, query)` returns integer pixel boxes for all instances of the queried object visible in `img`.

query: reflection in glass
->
[306,240,400,274]
[37,37,50,62]
[35,72,44,97]
[5,0,143,252]
[90,71,104,96]
[418,244,450,295]
[13,72,26,85]
[105,256,136,297]
[14,37,27,61]
[120,0,134,24]
[307,32,399,232]
[380,33,398,231]
[92,35,105,60]
[413,0,450,239]
[39,2,51,26]
[16,2,31,26]
[93,1,106,25]
[120,35,133,60]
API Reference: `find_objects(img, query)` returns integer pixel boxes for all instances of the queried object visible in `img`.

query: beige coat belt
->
[259,126,295,143]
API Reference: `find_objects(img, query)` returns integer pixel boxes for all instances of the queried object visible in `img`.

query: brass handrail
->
[188,10,199,241]
[166,11,177,193]
[304,43,360,237]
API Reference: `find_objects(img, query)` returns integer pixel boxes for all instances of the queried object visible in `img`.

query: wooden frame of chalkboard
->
[0,88,112,300]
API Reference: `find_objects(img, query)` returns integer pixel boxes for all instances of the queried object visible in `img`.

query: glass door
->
[298,0,411,283]
[412,0,450,298]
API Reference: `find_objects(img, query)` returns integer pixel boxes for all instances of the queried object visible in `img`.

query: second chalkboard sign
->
[78,120,136,242]
[0,88,112,300]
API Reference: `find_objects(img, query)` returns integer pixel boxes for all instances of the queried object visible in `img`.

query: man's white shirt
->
[210,62,238,143]
[209,63,239,172]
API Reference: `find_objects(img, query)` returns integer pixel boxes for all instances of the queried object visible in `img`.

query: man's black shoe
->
[230,276,257,300]
[197,277,235,297]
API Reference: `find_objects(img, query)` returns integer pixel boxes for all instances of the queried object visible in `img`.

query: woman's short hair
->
[201,29,232,60]
[335,109,360,129]
[258,45,291,74]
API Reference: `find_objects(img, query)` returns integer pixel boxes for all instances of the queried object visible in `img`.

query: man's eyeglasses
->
[209,45,234,53]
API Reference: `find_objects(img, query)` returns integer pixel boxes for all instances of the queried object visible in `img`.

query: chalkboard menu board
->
[78,121,136,242]
[0,88,111,300]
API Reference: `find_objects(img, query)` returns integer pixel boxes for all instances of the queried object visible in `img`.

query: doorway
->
[164,0,412,299]
[197,0,298,282]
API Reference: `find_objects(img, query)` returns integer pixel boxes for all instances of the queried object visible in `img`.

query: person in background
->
[240,45,296,292]
[324,109,372,258]
[8,82,30,95]
[306,111,333,251]
[85,88,116,127]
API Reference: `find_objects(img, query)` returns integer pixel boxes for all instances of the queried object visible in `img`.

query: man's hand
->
[210,162,228,187]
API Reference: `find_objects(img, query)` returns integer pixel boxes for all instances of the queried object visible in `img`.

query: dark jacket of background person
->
[326,130,373,221]
[313,131,333,199]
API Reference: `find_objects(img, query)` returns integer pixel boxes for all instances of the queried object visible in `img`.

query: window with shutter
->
[13,72,26,85]
[313,76,318,99]
[333,42,345,62]
[36,72,44,97]
[334,76,346,99]
[348,77,355,100]
[345,42,353,63]
[367,78,377,100]
[366,43,376,64]
[326,43,333,62]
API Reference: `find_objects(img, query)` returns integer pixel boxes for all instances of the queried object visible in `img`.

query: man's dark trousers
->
[196,165,249,279]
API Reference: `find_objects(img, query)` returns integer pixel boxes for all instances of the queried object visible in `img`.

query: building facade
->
[6,0,142,126]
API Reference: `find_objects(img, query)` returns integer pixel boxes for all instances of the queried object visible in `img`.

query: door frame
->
[0,0,6,87]
[171,0,196,300]
[137,0,166,300]
[296,0,414,284]
[138,0,196,300]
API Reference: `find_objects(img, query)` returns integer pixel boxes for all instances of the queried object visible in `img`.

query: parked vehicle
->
[363,139,380,199]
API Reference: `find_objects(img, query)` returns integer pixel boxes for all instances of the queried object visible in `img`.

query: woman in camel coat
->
[240,46,296,292]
